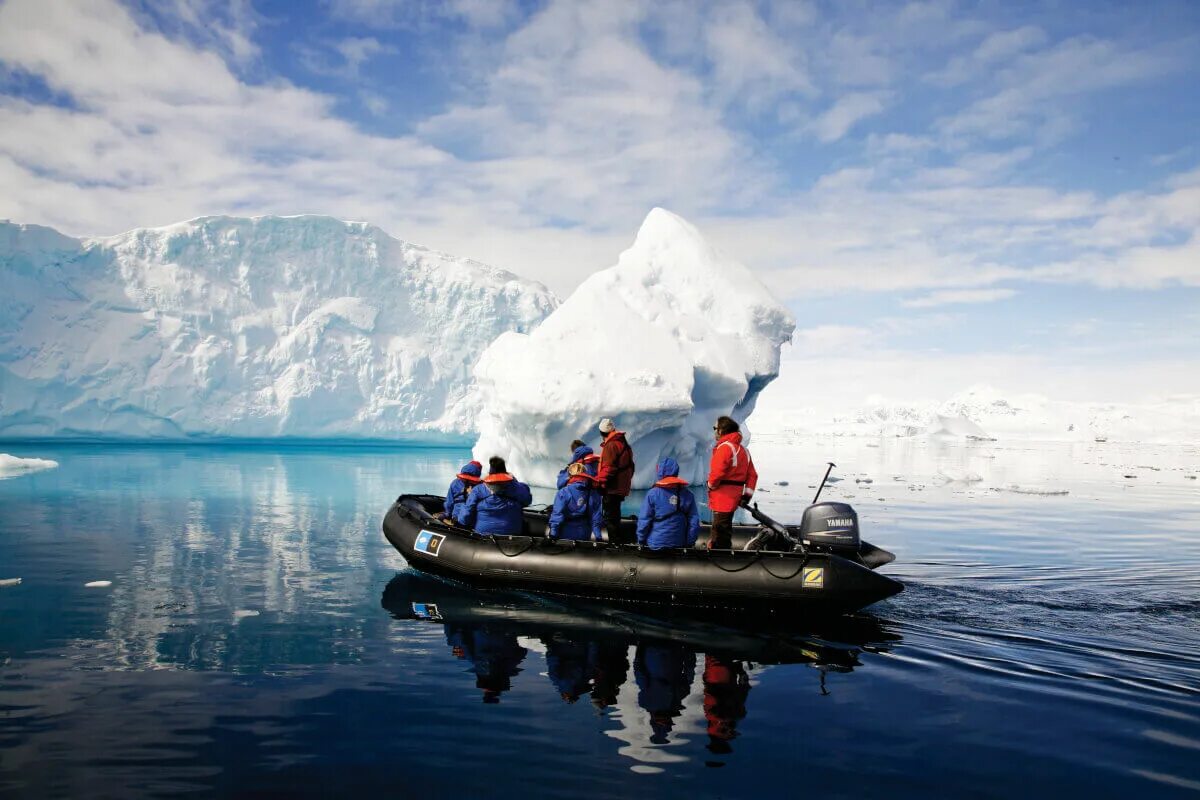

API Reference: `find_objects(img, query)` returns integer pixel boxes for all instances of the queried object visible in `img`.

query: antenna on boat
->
[811,462,836,504]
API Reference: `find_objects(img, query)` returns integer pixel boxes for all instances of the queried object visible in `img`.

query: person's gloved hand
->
[739,496,752,509]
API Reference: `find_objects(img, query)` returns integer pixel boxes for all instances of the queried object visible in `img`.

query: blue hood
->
[570,445,593,463]
[656,458,680,480]
[459,461,482,478]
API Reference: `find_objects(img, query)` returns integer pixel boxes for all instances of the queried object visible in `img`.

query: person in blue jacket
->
[556,440,598,489]
[548,461,604,541]
[440,460,483,520]
[636,457,700,549]
[456,456,533,535]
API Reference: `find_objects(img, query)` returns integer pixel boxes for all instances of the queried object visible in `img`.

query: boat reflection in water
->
[381,572,900,763]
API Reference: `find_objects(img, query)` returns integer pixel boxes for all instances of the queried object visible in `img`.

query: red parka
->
[706,432,757,513]
[597,430,635,498]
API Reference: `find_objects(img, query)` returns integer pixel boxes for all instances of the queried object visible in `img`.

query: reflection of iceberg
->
[472,209,795,487]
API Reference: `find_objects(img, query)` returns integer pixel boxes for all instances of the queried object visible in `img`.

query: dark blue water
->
[1,441,1198,798]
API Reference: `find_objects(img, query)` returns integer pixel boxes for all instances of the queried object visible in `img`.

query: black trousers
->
[603,494,629,544]
[709,511,734,550]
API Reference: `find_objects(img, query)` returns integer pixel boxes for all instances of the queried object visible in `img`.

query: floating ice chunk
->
[999,485,1069,496]
[234,609,259,621]
[0,578,21,587]
[473,209,794,487]
[933,470,984,485]
[0,454,59,479]
[84,580,112,588]
[855,477,873,484]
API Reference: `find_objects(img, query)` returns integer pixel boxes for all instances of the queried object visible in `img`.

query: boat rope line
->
[488,536,538,558]
[760,556,808,580]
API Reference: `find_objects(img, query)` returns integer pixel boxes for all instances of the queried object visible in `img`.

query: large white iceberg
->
[472,209,795,487]
[0,216,557,440]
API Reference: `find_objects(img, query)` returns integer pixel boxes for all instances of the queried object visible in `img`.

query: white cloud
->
[809,92,889,142]
[902,288,1017,308]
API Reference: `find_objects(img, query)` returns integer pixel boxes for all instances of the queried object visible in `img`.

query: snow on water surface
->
[0,216,557,440]
[472,209,795,487]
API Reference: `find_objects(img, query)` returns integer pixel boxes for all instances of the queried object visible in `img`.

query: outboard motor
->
[793,502,860,555]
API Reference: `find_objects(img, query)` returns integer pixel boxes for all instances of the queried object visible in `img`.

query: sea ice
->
[0,578,21,587]
[84,580,112,588]
[472,209,795,487]
[0,454,59,478]
[0,216,557,440]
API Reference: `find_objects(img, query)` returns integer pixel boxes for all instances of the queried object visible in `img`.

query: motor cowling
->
[793,502,860,553]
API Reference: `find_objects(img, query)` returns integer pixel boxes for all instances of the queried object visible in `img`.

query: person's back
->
[549,462,604,541]
[456,456,533,536]
[636,457,700,549]
[443,460,483,520]
[596,418,635,543]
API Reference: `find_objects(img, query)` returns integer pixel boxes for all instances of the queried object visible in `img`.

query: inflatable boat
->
[382,494,903,614]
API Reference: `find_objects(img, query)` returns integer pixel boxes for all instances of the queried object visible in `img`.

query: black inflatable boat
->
[382,495,903,614]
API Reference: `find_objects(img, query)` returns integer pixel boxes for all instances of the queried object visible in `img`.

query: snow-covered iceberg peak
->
[472,208,795,487]
[0,215,557,440]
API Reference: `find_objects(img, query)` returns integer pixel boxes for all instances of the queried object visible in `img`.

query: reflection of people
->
[445,624,528,704]
[702,656,750,754]
[636,457,700,549]
[589,642,630,710]
[596,418,635,544]
[634,643,696,744]
[706,416,758,550]
[456,456,533,535]
[440,460,482,520]
[544,637,593,703]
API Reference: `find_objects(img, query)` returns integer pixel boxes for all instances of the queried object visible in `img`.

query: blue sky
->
[0,0,1197,404]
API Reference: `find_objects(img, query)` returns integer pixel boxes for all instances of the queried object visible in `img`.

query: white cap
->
[598,418,615,433]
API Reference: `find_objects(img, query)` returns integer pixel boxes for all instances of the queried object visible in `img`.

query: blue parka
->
[456,474,533,535]
[556,444,597,489]
[636,458,700,549]
[444,461,483,518]
[549,474,604,541]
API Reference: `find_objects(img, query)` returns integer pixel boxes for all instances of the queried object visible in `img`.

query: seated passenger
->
[456,456,533,536]
[548,462,604,541]
[636,457,700,550]
[556,440,594,489]
[440,460,483,521]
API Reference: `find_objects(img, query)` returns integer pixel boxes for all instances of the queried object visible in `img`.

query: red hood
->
[715,432,743,448]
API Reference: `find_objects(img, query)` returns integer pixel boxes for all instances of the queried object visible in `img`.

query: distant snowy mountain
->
[0,216,557,440]
[754,384,1200,444]
[472,208,795,487]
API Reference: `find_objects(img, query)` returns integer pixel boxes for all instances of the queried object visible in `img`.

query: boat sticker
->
[411,602,442,620]
[802,567,825,588]
[414,531,446,557]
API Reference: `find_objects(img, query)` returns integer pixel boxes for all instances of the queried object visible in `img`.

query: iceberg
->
[0,453,59,478]
[472,209,795,487]
[0,216,557,440]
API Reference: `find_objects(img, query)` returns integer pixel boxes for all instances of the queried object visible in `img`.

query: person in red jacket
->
[596,417,635,543]
[706,416,757,549]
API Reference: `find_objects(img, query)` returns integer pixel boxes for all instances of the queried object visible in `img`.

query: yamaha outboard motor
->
[793,502,860,555]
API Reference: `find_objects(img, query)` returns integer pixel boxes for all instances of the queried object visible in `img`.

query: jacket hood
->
[656,458,681,480]
[716,432,744,447]
[459,461,482,478]
[570,445,594,463]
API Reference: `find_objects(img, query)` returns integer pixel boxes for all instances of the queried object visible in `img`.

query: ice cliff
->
[472,208,796,488]
[0,216,557,440]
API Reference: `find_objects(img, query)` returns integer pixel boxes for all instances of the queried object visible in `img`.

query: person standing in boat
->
[596,418,635,543]
[636,457,700,549]
[556,440,596,489]
[548,461,604,541]
[706,416,758,550]
[439,460,483,521]
[456,456,533,536]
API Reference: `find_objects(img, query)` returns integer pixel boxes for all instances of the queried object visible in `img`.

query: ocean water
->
[0,439,1197,798]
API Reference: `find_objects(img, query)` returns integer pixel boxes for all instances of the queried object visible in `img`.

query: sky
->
[0,0,1197,409]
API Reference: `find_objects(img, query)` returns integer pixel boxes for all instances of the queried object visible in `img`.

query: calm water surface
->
[1,439,1198,798]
